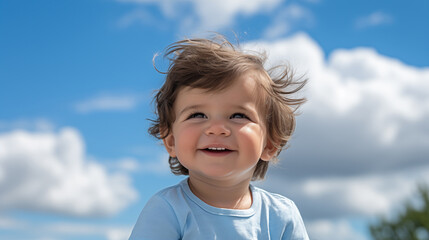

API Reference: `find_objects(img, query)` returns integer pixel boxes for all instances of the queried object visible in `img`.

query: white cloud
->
[0,216,25,230]
[0,128,137,217]
[139,153,171,174]
[74,94,140,113]
[41,222,133,239]
[356,11,393,29]
[110,153,171,175]
[190,0,281,31]
[245,33,429,145]
[0,118,55,131]
[107,227,134,240]
[327,48,428,144]
[258,165,429,221]
[0,216,133,240]
[115,157,141,172]
[306,219,368,240]
[117,0,282,32]
[264,4,314,39]
[116,8,157,29]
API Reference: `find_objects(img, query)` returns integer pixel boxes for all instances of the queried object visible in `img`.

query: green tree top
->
[369,183,429,240]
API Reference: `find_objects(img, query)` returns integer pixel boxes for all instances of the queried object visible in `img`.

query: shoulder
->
[252,186,309,240]
[143,180,191,217]
[151,181,185,203]
[253,186,306,225]
[253,186,297,211]
[129,181,189,240]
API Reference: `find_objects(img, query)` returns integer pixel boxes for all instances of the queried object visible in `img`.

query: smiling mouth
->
[203,147,232,153]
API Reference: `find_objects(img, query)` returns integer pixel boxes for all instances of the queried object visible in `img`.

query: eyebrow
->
[178,105,203,117]
[234,105,254,112]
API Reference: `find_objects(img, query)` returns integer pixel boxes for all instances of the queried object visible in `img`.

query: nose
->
[204,119,231,136]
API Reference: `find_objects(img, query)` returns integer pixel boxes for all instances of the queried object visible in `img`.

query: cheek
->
[238,125,266,151]
[174,126,201,153]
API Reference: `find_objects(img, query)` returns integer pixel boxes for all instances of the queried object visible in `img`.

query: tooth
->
[208,147,226,151]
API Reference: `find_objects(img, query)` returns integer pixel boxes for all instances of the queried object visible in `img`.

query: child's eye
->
[187,112,207,119]
[230,113,249,120]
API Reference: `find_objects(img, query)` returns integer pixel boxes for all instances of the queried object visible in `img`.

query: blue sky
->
[1,0,428,239]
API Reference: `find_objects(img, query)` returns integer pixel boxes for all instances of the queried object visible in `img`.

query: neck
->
[187,174,253,209]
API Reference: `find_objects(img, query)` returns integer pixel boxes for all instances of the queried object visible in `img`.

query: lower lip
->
[200,149,233,157]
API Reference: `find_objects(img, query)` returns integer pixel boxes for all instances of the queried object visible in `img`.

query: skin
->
[163,71,278,209]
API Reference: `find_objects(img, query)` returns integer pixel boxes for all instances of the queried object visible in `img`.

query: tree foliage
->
[370,184,429,240]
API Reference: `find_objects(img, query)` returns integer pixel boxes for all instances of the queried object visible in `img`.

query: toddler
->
[129,35,309,240]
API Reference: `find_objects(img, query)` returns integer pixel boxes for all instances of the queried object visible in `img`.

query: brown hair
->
[148,35,306,180]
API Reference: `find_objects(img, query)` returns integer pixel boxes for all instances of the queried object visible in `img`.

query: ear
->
[260,139,278,161]
[162,133,177,158]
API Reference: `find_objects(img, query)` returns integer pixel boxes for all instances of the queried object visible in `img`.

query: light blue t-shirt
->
[129,178,309,240]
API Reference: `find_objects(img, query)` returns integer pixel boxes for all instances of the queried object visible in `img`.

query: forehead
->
[176,72,264,104]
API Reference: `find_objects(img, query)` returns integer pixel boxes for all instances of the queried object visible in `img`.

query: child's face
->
[163,72,277,182]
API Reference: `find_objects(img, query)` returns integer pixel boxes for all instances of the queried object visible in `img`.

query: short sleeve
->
[282,201,309,240]
[129,195,181,240]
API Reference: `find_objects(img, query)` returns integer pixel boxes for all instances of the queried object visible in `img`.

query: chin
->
[191,168,236,180]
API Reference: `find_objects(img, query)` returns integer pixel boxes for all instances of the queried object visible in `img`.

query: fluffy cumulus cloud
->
[247,33,429,238]
[117,0,282,32]
[0,128,137,217]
